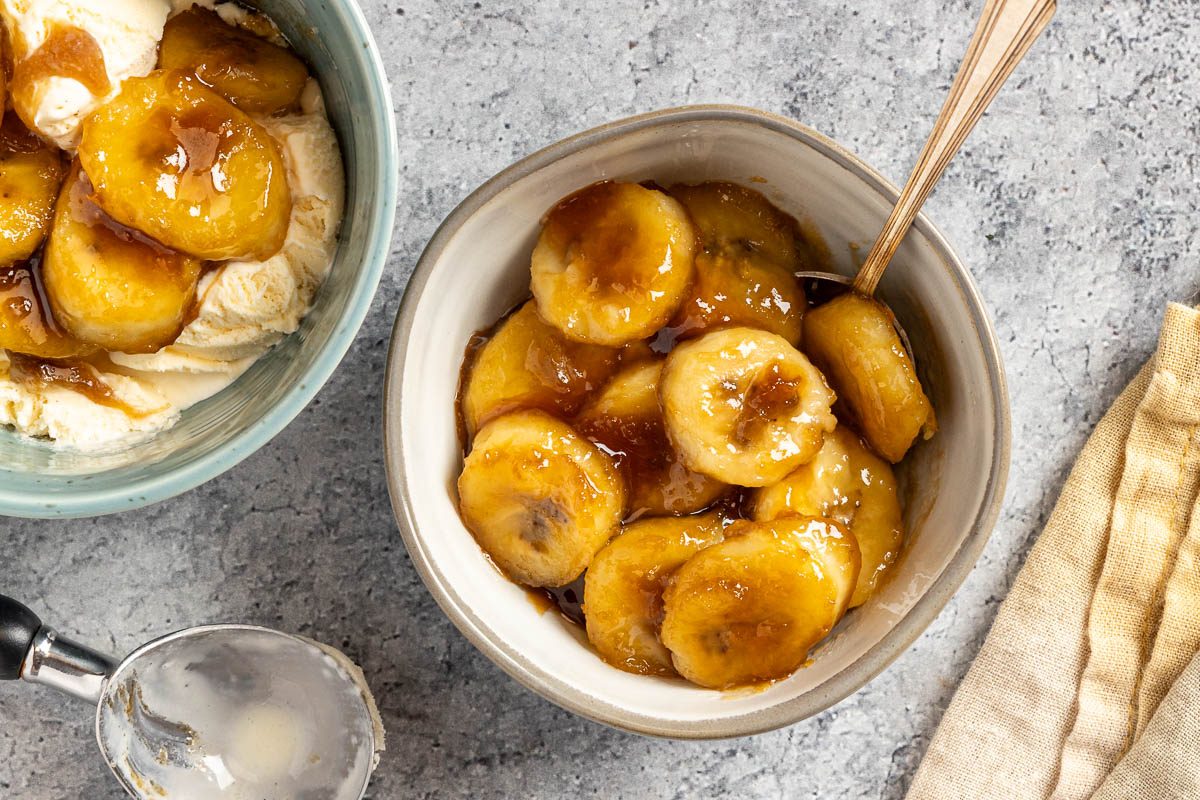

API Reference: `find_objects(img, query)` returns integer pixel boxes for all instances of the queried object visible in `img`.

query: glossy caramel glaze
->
[735,362,802,445]
[7,352,141,416]
[528,576,587,627]
[79,70,291,262]
[583,513,725,675]
[0,255,90,359]
[456,300,634,445]
[10,25,109,133]
[160,7,309,115]
[530,181,697,346]
[573,359,726,518]
[0,112,66,267]
[659,182,808,346]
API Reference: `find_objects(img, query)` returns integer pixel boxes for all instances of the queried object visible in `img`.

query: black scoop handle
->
[0,595,42,680]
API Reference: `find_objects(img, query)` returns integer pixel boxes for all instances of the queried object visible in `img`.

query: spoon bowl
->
[97,625,379,800]
[0,596,381,800]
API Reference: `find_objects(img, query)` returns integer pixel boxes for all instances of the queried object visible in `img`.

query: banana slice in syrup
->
[575,359,727,517]
[660,516,859,689]
[531,181,697,346]
[660,327,836,487]
[457,410,626,588]
[583,512,725,676]
[754,426,904,607]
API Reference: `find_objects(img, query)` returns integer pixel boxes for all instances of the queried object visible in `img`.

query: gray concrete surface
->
[3,0,1197,797]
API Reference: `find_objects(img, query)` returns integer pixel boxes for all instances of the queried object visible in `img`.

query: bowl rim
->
[0,0,399,520]
[383,104,1011,739]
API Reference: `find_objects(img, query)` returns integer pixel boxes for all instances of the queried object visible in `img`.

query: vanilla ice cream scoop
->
[0,596,384,800]
[0,0,170,149]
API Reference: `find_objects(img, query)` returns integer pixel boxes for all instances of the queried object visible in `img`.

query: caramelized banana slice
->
[659,183,806,345]
[0,262,93,359]
[670,182,802,269]
[458,410,626,588]
[660,327,836,486]
[531,181,697,346]
[460,301,621,440]
[0,19,8,109]
[802,292,936,462]
[0,113,65,267]
[660,517,859,689]
[575,359,727,517]
[160,8,309,115]
[42,164,202,353]
[754,426,904,606]
[78,70,292,262]
[583,513,725,676]
[665,251,804,346]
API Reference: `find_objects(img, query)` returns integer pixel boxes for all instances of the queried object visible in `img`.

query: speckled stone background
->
[3,0,1197,797]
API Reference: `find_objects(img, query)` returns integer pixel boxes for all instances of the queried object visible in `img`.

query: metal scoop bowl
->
[1,595,380,800]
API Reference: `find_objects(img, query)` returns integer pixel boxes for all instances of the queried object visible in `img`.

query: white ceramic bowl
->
[384,106,1010,738]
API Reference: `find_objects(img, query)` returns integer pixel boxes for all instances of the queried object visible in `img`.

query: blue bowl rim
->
[0,0,399,519]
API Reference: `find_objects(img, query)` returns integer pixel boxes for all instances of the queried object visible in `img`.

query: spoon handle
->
[0,594,115,703]
[853,0,1056,295]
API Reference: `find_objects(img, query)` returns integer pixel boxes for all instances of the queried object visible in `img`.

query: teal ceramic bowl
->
[0,0,397,519]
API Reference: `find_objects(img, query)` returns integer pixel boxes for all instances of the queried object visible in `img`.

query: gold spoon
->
[801,0,1057,301]
[798,0,1056,463]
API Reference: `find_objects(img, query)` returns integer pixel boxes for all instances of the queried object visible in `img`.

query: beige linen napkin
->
[907,302,1200,800]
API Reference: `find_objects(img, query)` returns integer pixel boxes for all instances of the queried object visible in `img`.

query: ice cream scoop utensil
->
[0,594,378,800]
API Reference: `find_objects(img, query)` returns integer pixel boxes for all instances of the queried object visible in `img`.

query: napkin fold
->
[907,302,1200,800]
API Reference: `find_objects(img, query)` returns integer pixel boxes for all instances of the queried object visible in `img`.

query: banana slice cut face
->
[160,7,310,115]
[754,426,904,607]
[78,70,292,262]
[531,181,697,346]
[583,512,725,676]
[43,164,203,354]
[660,327,836,487]
[802,292,936,463]
[660,516,859,689]
[460,300,621,440]
[665,182,805,345]
[458,410,626,588]
[0,112,65,268]
[575,359,727,517]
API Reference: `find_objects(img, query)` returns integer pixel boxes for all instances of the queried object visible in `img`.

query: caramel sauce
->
[455,301,635,453]
[454,180,895,689]
[7,352,142,417]
[161,7,307,115]
[576,407,718,520]
[11,25,109,131]
[541,182,656,294]
[65,165,200,358]
[528,576,586,627]
[0,110,46,156]
[142,93,238,206]
[68,165,182,260]
[455,327,490,454]
[0,258,51,329]
[0,255,86,358]
[735,364,800,444]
